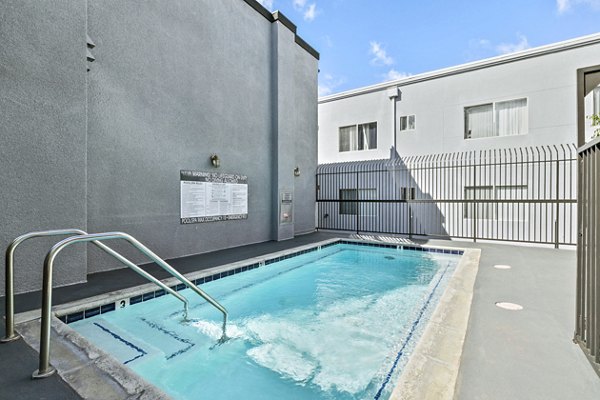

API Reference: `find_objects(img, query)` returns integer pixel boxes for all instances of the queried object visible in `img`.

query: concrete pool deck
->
[1,231,599,399]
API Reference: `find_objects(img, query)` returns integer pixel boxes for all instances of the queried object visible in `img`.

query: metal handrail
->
[33,232,228,379]
[2,229,189,343]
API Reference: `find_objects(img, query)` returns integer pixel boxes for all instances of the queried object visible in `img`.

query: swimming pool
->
[66,241,461,400]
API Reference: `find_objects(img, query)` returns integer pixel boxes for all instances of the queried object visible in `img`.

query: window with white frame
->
[465,98,528,139]
[339,122,377,152]
[464,184,528,221]
[495,185,528,222]
[464,186,494,219]
[400,186,415,200]
[399,115,415,132]
[339,189,377,216]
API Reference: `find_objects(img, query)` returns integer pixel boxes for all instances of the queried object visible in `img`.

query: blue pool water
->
[69,243,460,399]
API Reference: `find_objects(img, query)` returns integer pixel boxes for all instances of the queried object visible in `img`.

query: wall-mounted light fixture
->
[210,154,220,168]
[293,166,300,177]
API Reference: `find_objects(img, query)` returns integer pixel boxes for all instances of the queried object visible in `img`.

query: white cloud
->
[369,41,394,66]
[292,1,318,22]
[557,0,570,13]
[256,0,274,10]
[304,3,317,21]
[475,39,491,48]
[293,0,307,10]
[318,73,345,97]
[318,85,332,96]
[557,0,600,13]
[496,34,530,55]
[385,69,411,81]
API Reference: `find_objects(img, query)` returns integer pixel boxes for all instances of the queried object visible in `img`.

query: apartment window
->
[399,115,415,131]
[465,98,528,139]
[339,122,377,152]
[495,185,528,222]
[400,187,415,200]
[464,186,494,219]
[339,189,377,216]
[464,185,528,221]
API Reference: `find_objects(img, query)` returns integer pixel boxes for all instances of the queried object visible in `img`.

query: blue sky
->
[256,0,600,96]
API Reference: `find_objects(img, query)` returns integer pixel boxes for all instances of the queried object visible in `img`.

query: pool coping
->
[14,237,478,399]
[389,246,481,400]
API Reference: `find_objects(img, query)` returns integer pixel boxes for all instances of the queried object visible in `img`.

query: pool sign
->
[180,170,248,224]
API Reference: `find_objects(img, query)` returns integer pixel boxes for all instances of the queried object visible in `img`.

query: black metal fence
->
[575,137,600,375]
[316,144,577,247]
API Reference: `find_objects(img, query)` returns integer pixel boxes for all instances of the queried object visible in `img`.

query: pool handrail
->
[2,229,190,344]
[33,231,228,379]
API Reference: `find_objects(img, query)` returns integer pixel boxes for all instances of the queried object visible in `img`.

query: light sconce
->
[210,154,220,168]
[293,166,300,177]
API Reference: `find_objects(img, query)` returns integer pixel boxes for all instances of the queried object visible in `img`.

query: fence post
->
[409,207,413,239]
[356,171,360,234]
[555,157,560,249]
[472,153,477,242]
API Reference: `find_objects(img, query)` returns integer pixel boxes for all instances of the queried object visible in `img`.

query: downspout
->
[387,86,400,153]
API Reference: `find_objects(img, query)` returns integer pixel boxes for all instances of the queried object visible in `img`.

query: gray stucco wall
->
[292,43,319,235]
[0,1,88,295]
[0,0,318,294]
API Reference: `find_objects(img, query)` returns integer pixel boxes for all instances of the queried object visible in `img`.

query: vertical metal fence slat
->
[575,152,583,342]
[587,148,592,348]
[591,146,598,359]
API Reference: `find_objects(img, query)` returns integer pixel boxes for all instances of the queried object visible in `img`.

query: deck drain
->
[493,264,512,270]
[495,302,523,311]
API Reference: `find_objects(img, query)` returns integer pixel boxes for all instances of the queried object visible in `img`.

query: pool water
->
[70,244,459,400]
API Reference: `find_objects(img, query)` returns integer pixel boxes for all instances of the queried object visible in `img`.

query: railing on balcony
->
[575,136,600,376]
[316,144,577,247]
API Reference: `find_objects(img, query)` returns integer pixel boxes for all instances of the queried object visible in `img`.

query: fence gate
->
[316,144,577,247]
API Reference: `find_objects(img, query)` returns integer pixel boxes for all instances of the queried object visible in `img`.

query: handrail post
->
[3,244,19,342]
[32,248,58,378]
[3,229,88,343]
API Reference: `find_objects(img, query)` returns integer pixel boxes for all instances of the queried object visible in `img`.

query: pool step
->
[73,318,165,365]
[74,316,199,366]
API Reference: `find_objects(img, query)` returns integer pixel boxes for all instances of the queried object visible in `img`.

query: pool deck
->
[1,231,599,399]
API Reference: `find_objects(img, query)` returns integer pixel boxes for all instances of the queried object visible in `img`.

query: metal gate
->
[575,137,600,375]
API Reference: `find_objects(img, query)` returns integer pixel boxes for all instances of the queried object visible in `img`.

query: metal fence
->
[575,137,600,375]
[316,144,577,247]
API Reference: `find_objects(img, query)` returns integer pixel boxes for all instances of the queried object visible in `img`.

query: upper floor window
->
[339,122,377,152]
[399,115,415,131]
[465,98,528,139]
[594,87,600,115]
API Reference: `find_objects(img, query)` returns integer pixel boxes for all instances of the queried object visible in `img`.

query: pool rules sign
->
[180,170,248,224]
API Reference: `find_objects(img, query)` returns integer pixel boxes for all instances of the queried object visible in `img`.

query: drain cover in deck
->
[495,302,523,311]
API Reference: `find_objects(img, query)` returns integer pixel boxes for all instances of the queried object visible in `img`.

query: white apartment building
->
[318,33,600,164]
[316,34,600,245]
